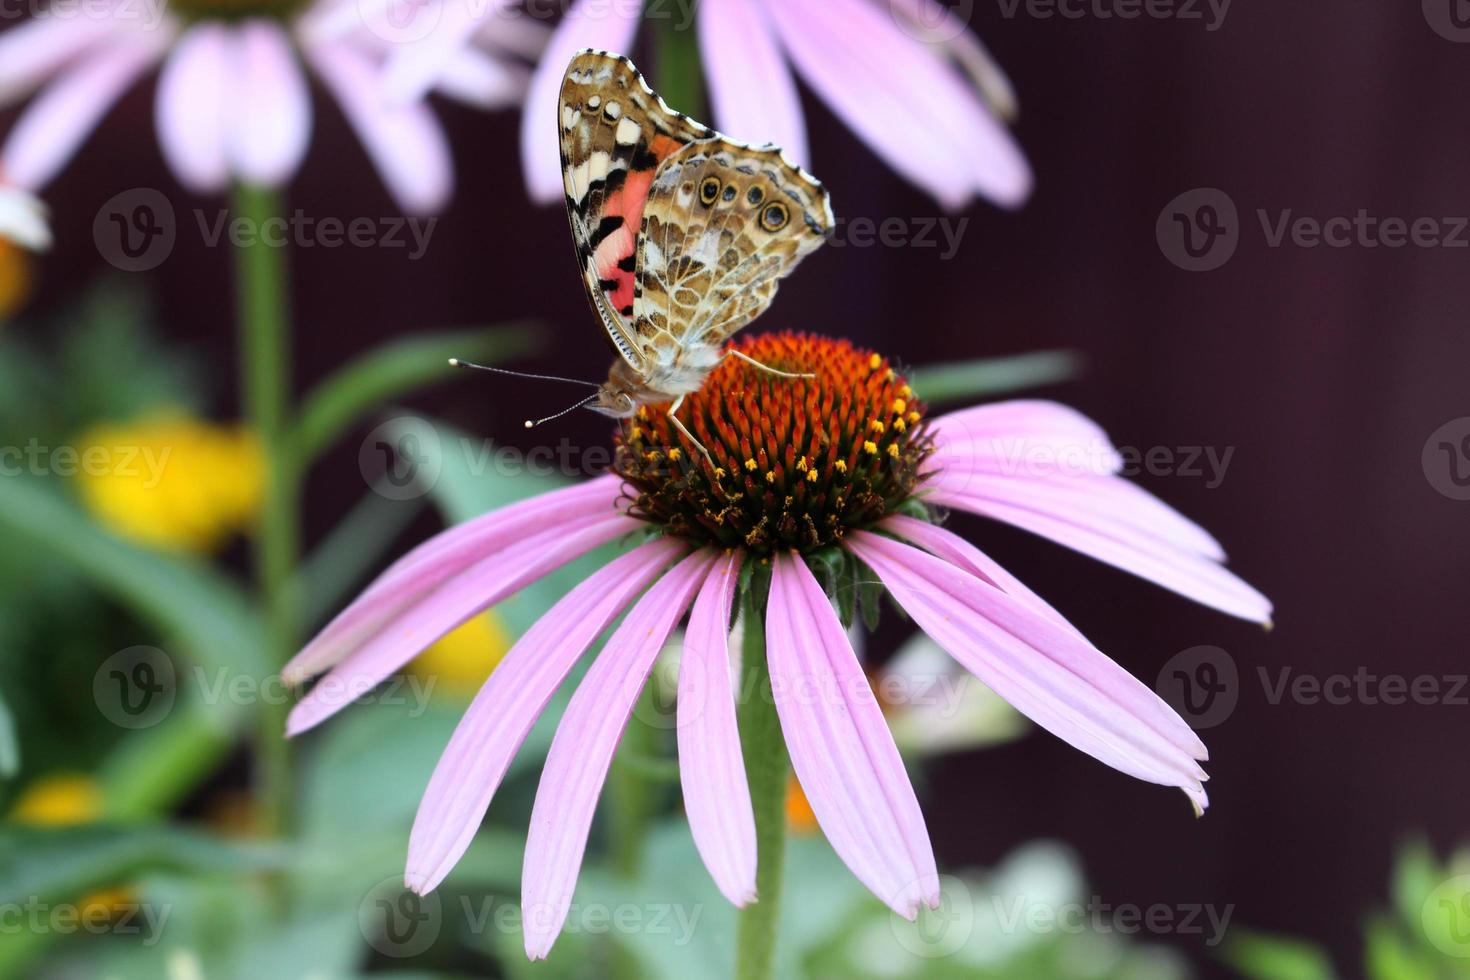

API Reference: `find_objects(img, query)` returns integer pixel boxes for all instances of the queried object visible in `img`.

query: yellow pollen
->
[713,467,727,479]
[863,441,878,455]
[887,443,901,458]
[796,456,809,472]
[745,458,758,471]
[636,407,649,421]
[765,471,776,483]
[900,385,912,398]
[907,411,921,424]
[630,425,643,440]
[868,353,882,370]
[668,448,682,461]
[892,398,907,415]
[644,451,660,463]
[806,468,819,483]
[869,419,885,433]
[894,418,907,432]
[835,459,848,473]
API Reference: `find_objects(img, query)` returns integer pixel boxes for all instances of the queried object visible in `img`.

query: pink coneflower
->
[383,0,1029,210]
[284,332,1269,958]
[0,0,544,214]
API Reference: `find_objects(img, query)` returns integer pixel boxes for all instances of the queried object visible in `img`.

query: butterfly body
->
[558,51,833,423]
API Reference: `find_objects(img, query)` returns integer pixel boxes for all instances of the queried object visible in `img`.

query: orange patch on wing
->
[594,168,656,314]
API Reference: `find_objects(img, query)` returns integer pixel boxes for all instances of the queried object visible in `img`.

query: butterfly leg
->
[667,395,715,468]
[725,348,816,380]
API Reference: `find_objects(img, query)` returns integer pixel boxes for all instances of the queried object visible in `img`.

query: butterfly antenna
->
[524,393,598,429]
[448,358,600,389]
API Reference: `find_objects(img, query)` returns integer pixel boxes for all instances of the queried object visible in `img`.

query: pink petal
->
[155,25,232,194]
[759,0,1029,209]
[697,0,809,166]
[521,549,716,960]
[229,21,312,188]
[285,476,624,683]
[406,537,688,896]
[846,531,1209,812]
[677,549,756,906]
[883,0,1018,119]
[519,3,642,204]
[880,514,1081,637]
[0,185,52,251]
[433,49,529,109]
[285,513,636,736]
[0,13,128,109]
[923,471,1271,622]
[308,40,452,214]
[1,30,164,191]
[381,0,517,105]
[930,400,1123,477]
[766,552,939,919]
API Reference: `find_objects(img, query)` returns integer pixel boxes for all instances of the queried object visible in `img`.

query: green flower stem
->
[233,183,299,837]
[654,0,707,117]
[736,594,789,980]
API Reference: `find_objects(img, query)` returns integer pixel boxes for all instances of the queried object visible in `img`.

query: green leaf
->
[298,487,427,630]
[292,325,538,466]
[1222,930,1338,980]
[908,350,1082,405]
[1365,919,1437,980]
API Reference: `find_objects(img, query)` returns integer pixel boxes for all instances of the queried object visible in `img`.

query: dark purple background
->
[12,1,1470,974]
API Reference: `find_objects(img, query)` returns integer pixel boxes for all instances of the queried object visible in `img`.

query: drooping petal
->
[285,476,625,683]
[766,551,939,919]
[0,12,128,110]
[0,185,52,251]
[308,40,453,213]
[929,400,1123,477]
[406,538,688,896]
[846,531,1209,813]
[155,24,232,194]
[1,30,166,191]
[759,0,1030,209]
[229,21,312,188]
[880,514,1081,637]
[381,0,517,105]
[518,0,642,204]
[522,549,716,960]
[698,0,809,166]
[286,513,636,735]
[677,549,756,906]
[922,468,1271,622]
[432,49,530,109]
[882,0,1018,120]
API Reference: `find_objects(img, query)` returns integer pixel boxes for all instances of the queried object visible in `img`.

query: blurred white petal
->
[230,21,313,187]
[155,24,233,193]
[0,185,53,251]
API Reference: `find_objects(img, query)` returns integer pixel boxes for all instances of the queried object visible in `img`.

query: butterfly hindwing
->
[632,140,833,367]
[559,51,709,372]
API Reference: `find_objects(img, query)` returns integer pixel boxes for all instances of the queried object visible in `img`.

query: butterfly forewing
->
[558,51,709,373]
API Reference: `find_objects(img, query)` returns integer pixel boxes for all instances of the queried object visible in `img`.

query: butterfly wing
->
[632,140,833,366]
[559,50,710,374]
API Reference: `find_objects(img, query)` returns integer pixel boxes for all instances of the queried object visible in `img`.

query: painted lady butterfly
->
[558,50,834,453]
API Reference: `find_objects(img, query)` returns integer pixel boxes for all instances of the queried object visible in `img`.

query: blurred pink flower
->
[0,0,546,214]
[385,0,1030,210]
[283,334,1268,959]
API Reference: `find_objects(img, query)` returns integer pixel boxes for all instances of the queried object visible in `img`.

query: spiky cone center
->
[613,333,933,556]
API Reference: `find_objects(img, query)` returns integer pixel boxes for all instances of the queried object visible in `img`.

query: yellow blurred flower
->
[412,612,514,695]
[74,412,263,554]
[9,772,103,825]
[785,774,820,835]
[0,238,31,319]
